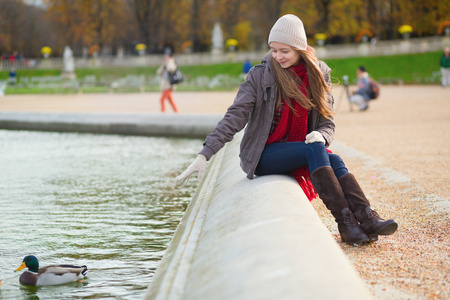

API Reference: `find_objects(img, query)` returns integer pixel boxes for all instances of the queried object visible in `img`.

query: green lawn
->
[0,51,442,95]
[323,51,441,84]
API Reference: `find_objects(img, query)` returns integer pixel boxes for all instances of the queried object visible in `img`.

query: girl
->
[177,14,397,245]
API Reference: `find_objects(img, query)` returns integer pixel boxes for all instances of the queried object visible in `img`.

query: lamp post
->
[314,33,327,46]
[41,46,52,58]
[135,43,146,56]
[399,25,413,40]
[225,39,238,52]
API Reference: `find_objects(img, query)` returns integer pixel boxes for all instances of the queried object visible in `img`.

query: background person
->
[242,59,252,74]
[349,66,371,111]
[440,47,450,87]
[8,68,17,85]
[176,14,397,245]
[240,59,253,80]
[157,53,178,112]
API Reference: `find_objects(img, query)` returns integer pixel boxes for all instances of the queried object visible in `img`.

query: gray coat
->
[354,72,371,101]
[199,54,335,179]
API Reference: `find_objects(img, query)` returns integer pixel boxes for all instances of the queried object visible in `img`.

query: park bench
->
[110,75,146,93]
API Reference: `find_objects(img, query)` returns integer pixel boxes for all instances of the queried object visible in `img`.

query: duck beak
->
[15,262,26,272]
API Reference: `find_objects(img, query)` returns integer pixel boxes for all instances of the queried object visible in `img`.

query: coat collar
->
[261,53,276,89]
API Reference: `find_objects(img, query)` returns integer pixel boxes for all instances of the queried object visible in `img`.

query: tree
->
[160,0,191,52]
[189,0,215,52]
[217,0,244,40]
[233,21,252,50]
[125,0,164,52]
[44,0,135,55]
[88,0,136,51]
[282,0,320,37]
[408,0,449,36]
[327,0,364,42]
[0,0,27,55]
[0,0,55,57]
[243,0,283,49]
[1,0,448,58]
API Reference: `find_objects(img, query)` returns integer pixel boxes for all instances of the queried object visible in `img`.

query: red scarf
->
[266,62,318,201]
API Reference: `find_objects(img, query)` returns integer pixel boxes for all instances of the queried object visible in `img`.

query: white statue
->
[212,22,223,54]
[63,46,75,73]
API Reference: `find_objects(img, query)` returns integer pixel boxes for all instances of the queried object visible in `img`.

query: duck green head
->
[15,255,39,273]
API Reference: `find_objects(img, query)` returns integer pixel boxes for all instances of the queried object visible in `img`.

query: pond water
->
[0,130,200,299]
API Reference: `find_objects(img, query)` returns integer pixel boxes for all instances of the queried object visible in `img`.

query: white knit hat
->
[268,14,307,50]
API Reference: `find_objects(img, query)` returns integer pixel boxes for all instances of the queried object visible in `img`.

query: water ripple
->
[0,130,199,299]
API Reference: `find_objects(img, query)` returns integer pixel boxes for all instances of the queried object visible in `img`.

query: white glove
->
[305,131,325,144]
[176,154,207,183]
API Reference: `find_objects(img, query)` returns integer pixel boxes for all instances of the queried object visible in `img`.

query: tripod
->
[335,75,352,112]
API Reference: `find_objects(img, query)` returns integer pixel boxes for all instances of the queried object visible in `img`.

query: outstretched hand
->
[176,154,207,183]
[305,131,325,144]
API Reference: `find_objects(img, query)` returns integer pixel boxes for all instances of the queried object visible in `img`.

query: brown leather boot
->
[310,167,369,245]
[355,207,398,236]
[339,173,398,239]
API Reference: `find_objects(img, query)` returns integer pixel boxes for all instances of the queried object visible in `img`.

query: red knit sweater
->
[266,62,318,201]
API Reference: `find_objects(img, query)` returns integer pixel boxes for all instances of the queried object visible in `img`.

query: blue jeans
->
[255,142,348,178]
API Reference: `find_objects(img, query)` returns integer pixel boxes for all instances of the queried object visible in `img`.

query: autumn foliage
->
[0,0,449,58]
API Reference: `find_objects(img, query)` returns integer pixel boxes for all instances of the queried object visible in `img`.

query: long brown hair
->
[271,47,335,119]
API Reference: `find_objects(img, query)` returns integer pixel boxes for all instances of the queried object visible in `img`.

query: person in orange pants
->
[159,89,178,112]
[157,53,179,113]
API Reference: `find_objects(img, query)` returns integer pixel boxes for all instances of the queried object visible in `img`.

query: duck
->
[15,255,88,286]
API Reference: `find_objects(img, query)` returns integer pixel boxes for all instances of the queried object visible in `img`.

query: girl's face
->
[270,42,301,68]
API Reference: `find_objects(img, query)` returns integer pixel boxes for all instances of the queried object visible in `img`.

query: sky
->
[23,0,45,7]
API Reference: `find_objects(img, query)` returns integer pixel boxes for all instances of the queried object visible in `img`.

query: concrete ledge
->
[0,112,223,138]
[145,131,372,300]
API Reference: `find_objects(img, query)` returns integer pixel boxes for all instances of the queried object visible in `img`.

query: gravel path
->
[1,85,449,299]
[318,85,449,300]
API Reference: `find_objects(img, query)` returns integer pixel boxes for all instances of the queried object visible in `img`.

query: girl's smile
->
[270,41,301,68]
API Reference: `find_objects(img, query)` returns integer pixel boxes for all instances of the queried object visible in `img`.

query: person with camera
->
[349,66,371,111]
